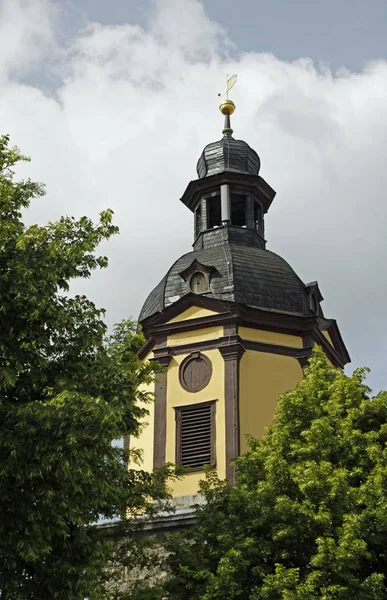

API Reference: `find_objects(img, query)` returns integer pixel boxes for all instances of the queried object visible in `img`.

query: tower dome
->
[196,136,260,179]
[139,246,311,322]
[196,97,260,178]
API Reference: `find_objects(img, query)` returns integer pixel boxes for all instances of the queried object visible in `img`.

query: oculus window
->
[189,272,208,294]
[179,352,212,392]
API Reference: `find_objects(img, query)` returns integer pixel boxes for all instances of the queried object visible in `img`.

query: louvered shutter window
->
[175,401,216,471]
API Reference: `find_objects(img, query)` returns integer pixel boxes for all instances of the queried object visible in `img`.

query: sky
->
[1,0,387,391]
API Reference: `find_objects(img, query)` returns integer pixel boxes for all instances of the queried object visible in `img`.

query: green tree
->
[0,135,169,599]
[162,349,387,600]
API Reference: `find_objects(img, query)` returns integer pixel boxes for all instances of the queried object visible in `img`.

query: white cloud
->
[0,0,58,76]
[1,0,387,390]
[147,0,229,61]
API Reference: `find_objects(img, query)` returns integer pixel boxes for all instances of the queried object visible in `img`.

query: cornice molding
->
[147,335,313,371]
[180,171,276,214]
[139,296,350,368]
[151,348,173,368]
[219,340,245,361]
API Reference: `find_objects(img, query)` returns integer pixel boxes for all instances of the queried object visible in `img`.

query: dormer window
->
[179,259,215,295]
[311,295,319,315]
[306,281,324,316]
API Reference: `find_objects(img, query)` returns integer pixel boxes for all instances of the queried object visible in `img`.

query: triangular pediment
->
[141,294,233,328]
[167,305,220,324]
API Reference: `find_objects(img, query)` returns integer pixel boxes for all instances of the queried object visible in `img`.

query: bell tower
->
[134,94,350,498]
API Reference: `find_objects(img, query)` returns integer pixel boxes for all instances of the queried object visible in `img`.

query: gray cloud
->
[1,0,387,391]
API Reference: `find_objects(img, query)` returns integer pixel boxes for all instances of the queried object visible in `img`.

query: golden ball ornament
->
[219,99,236,115]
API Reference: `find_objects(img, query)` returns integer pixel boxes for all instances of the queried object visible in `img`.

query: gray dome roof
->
[196,135,261,178]
[139,244,312,322]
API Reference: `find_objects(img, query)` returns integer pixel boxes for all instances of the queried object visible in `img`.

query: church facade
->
[133,98,350,500]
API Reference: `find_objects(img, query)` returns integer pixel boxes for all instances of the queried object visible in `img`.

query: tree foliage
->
[162,349,387,600]
[0,135,169,599]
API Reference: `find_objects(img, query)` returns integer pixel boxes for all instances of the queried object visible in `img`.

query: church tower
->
[135,96,350,499]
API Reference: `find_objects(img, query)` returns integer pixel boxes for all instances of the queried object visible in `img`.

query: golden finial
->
[219,99,236,116]
[218,74,237,135]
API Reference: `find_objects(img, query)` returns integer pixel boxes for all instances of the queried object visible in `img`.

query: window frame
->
[175,400,216,471]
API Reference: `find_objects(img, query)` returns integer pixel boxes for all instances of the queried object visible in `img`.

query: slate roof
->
[139,244,312,322]
[196,135,261,178]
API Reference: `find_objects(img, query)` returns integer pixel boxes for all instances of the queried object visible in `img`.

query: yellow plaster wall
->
[239,326,303,348]
[134,327,306,497]
[166,348,225,497]
[239,351,303,454]
[167,306,220,323]
[321,330,333,346]
[168,326,223,347]
[129,353,155,473]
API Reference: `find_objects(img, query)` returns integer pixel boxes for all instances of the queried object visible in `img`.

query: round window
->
[179,353,212,393]
[190,272,207,294]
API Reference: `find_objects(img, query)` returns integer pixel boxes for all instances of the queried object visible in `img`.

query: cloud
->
[147,0,229,61]
[0,0,58,77]
[1,0,387,390]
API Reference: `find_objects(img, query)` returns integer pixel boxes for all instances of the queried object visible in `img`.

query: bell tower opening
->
[230,195,247,227]
[208,195,221,228]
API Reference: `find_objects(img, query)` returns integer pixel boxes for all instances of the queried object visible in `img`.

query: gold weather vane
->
[218,73,237,99]
[218,73,237,135]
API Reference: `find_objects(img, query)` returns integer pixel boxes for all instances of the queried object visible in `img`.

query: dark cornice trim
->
[143,298,315,337]
[313,328,346,369]
[150,335,313,365]
[180,171,276,214]
[326,321,351,365]
[242,339,313,361]
[139,337,155,360]
[151,349,173,368]
[140,296,350,368]
[219,341,245,361]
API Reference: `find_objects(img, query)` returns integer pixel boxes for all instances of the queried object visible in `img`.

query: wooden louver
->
[175,401,216,471]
